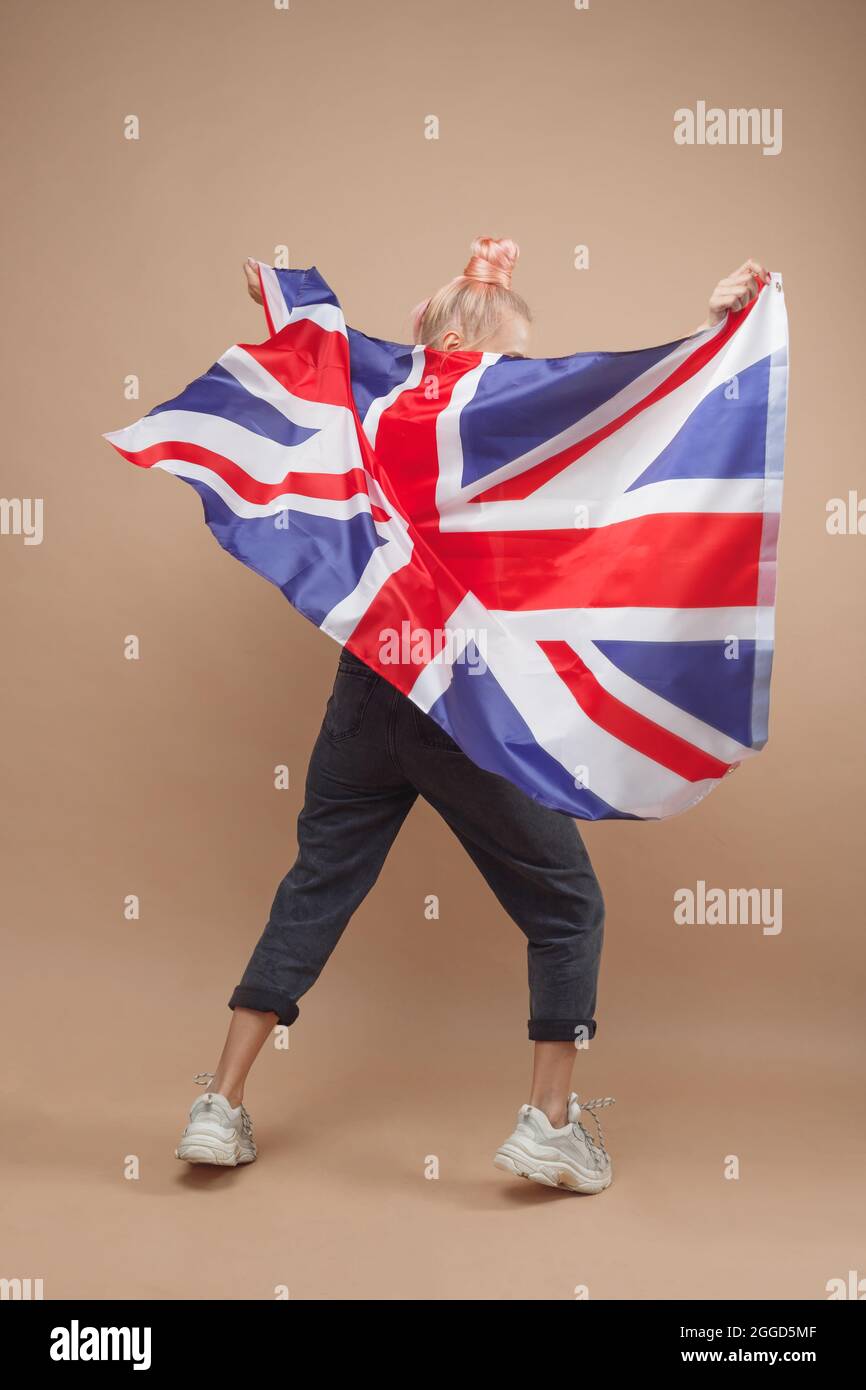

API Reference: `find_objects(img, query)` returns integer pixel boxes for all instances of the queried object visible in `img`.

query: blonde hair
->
[411,237,531,350]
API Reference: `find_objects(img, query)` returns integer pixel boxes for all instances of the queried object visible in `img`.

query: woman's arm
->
[691,257,771,333]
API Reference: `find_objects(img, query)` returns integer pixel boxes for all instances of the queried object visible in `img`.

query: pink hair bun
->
[409,236,527,345]
[461,237,520,289]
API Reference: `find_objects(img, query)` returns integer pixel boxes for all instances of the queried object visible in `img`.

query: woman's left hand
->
[244,257,263,305]
[702,259,771,328]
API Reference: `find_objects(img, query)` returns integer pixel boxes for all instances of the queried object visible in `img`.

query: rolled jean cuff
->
[528,1018,597,1043]
[228,985,299,1027]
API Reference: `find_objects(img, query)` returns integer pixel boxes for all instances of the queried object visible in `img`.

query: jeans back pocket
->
[323,666,377,741]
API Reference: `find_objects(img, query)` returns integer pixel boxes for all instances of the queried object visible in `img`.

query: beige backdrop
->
[1,0,864,1301]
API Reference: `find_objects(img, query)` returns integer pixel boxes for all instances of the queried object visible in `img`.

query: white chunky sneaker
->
[175,1072,257,1166]
[494,1091,614,1194]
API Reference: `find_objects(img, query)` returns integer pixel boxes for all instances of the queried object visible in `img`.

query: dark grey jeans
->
[229,649,605,1041]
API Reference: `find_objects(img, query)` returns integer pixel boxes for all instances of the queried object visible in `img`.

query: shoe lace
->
[573,1096,616,1166]
[192,1072,253,1137]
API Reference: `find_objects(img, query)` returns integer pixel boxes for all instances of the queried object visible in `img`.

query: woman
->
[175,239,770,1193]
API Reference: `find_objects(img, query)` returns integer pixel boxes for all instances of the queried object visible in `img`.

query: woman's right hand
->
[244,258,263,304]
[704,259,770,327]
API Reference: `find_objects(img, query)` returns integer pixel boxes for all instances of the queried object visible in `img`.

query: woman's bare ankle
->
[212,1077,244,1109]
[530,1092,568,1128]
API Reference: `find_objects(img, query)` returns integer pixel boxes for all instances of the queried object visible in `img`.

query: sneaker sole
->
[175,1133,256,1166]
[494,1142,611,1195]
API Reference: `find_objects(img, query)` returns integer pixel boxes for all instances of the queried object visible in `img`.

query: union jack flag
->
[104,262,788,820]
